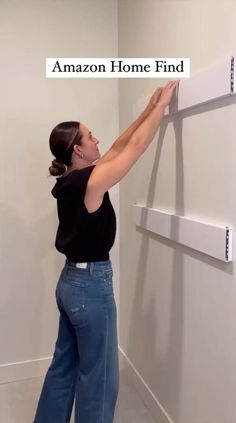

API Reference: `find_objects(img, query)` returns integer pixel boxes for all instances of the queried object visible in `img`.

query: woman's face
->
[78,123,101,162]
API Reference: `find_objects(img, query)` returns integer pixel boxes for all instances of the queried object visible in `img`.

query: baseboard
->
[118,346,174,423]
[0,357,53,384]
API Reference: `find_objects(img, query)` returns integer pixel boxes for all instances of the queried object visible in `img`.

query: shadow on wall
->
[125,94,235,423]
[0,200,62,366]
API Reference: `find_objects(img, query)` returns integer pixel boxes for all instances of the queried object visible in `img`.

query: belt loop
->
[89,262,94,275]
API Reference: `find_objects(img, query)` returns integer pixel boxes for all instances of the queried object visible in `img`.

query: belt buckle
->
[75,262,88,269]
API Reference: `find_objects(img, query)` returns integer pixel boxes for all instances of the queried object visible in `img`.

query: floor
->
[0,367,157,423]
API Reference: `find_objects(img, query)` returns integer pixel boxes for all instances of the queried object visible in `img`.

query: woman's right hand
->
[158,80,180,108]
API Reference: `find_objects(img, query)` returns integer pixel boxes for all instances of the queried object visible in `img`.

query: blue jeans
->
[33,259,119,423]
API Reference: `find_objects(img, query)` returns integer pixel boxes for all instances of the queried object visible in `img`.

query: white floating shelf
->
[165,56,235,115]
[133,205,232,262]
[132,56,236,118]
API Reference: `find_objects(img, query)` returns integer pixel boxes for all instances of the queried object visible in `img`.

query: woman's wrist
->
[154,102,166,113]
[143,104,154,116]
[144,100,166,116]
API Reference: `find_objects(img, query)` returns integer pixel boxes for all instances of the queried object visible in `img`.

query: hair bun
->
[49,159,66,177]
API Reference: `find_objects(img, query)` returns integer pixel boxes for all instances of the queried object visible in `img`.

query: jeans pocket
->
[102,269,114,300]
[65,284,88,327]
[103,268,113,282]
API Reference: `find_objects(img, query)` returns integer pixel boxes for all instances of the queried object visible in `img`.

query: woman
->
[33,79,179,423]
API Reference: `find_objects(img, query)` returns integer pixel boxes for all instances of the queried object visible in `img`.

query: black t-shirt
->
[51,165,116,262]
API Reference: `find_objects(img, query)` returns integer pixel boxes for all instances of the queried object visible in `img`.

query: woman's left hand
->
[145,87,163,113]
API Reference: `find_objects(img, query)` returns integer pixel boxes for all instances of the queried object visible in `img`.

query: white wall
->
[2,1,236,422]
[118,1,236,423]
[0,0,119,382]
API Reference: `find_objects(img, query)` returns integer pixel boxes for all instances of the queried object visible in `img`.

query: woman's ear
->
[73,144,81,154]
[74,144,84,158]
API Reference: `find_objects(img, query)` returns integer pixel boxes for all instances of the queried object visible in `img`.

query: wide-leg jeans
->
[33,259,119,423]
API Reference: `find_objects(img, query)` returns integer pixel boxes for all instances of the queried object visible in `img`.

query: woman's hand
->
[145,80,180,113]
[158,80,180,108]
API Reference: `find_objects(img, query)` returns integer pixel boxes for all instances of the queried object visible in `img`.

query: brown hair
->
[48,121,83,177]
